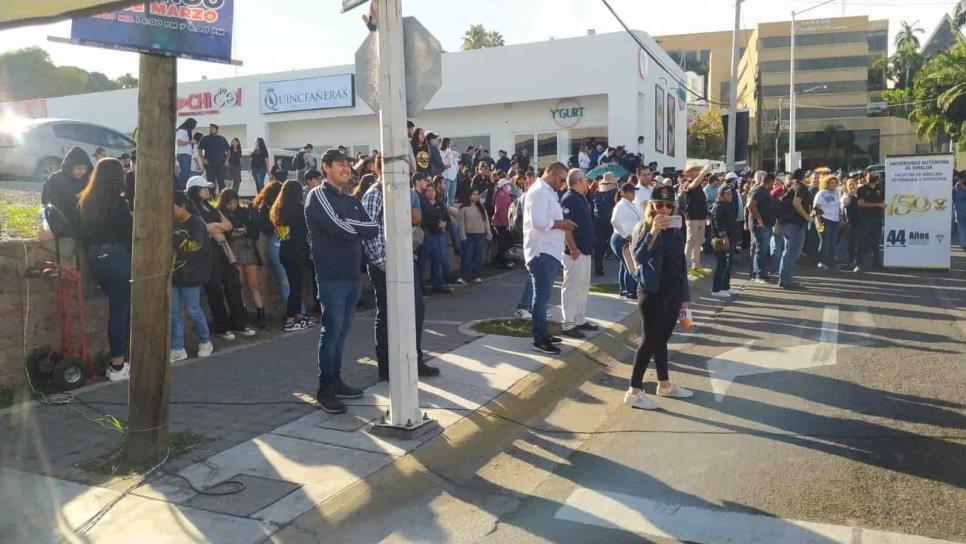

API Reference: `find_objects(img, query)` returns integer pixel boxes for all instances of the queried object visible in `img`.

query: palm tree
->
[894,20,925,49]
[954,1,965,30]
[461,24,505,50]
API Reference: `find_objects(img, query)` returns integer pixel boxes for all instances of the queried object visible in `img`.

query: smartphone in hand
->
[666,215,683,229]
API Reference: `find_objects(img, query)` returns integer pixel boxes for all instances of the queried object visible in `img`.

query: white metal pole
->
[776,97,782,171]
[725,0,742,171]
[376,0,422,428]
[788,11,797,170]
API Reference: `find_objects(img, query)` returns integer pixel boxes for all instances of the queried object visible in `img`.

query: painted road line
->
[707,305,839,401]
[555,488,962,544]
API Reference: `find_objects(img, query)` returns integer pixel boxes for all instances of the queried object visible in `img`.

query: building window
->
[760,31,867,49]
[760,55,872,73]
[867,32,888,52]
[569,127,608,156]
[761,128,880,171]
[764,106,869,120]
[760,80,868,97]
[450,135,491,155]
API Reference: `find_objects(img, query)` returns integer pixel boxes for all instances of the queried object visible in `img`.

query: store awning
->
[0,1,142,30]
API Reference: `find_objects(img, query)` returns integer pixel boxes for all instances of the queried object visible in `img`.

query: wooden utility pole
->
[126,53,176,463]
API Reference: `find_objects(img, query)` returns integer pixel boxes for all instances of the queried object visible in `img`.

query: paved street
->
[297,251,966,544]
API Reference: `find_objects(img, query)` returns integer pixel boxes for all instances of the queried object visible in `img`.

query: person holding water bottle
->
[625,184,694,410]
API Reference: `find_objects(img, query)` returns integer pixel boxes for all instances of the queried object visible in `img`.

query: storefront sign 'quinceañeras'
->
[71,0,235,64]
[883,154,954,269]
[260,75,355,114]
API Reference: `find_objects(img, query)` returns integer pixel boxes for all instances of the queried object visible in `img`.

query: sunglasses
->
[652,201,672,210]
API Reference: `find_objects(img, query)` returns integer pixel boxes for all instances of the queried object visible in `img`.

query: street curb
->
[265,310,643,542]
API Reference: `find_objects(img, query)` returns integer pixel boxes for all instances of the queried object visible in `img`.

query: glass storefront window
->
[451,135,491,155]
[537,132,558,171]
[569,127,608,155]
[763,127,879,172]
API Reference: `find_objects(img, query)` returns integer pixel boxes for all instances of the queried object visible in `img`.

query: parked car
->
[0,118,135,181]
[237,148,297,198]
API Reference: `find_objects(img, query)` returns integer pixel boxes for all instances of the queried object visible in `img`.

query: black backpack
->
[293,151,306,170]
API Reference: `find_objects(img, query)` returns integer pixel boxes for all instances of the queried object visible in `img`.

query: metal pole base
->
[369,415,440,441]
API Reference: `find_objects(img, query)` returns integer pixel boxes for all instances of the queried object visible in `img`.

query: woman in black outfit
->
[228,138,242,190]
[421,185,453,293]
[411,127,431,177]
[270,180,313,331]
[216,188,266,328]
[625,185,693,410]
[709,185,737,297]
[186,176,255,340]
[77,158,133,381]
[250,137,270,193]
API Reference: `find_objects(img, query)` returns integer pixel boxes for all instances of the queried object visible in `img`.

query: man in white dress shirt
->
[634,166,655,206]
[523,162,576,355]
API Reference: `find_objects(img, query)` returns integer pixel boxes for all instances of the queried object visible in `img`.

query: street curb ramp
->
[266,312,641,542]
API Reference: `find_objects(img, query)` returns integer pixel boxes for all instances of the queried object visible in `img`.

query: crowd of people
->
[38,113,966,414]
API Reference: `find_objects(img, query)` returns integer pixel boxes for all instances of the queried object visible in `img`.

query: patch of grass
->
[0,201,41,239]
[77,431,209,476]
[589,283,620,295]
[471,318,563,338]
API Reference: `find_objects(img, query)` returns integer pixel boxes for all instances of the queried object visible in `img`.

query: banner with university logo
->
[883,154,954,269]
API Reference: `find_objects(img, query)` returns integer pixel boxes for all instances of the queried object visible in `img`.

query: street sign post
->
[355,16,442,117]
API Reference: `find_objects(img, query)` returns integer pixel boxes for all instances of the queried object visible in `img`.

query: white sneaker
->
[817,262,826,269]
[233,327,256,337]
[455,278,467,285]
[197,341,214,358]
[106,362,130,382]
[515,308,532,319]
[471,278,483,284]
[657,384,694,398]
[721,290,734,296]
[710,291,731,298]
[629,391,659,410]
[219,331,236,340]
[170,348,188,363]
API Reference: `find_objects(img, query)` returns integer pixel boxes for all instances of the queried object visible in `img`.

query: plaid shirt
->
[361,183,386,268]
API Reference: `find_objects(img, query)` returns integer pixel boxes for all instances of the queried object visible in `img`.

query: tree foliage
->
[687,110,724,160]
[899,40,966,150]
[461,24,505,51]
[894,20,925,49]
[0,47,137,102]
[954,0,965,30]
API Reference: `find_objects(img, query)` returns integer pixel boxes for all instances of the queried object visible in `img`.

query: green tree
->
[461,24,505,50]
[686,110,724,160]
[954,1,965,30]
[115,73,138,89]
[902,40,966,150]
[894,20,925,49]
[877,41,925,93]
[0,46,125,101]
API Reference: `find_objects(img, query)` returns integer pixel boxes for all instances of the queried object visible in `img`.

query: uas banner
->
[70,1,234,64]
[883,154,954,269]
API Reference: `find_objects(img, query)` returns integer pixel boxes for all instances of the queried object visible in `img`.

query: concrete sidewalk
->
[0,260,659,543]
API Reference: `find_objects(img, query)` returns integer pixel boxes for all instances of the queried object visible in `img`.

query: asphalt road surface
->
[314,254,966,544]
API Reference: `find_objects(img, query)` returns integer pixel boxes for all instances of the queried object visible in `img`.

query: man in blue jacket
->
[306,148,381,414]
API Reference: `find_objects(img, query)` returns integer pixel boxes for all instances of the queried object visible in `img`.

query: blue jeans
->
[751,226,773,278]
[779,222,806,286]
[176,154,192,191]
[444,177,457,206]
[87,244,131,358]
[527,253,560,342]
[955,212,966,251]
[713,249,732,292]
[771,228,785,273]
[517,275,533,311]
[427,232,451,289]
[252,168,266,194]
[818,220,839,267]
[610,232,637,296]
[317,280,362,388]
[266,232,290,304]
[461,233,487,280]
[171,285,209,350]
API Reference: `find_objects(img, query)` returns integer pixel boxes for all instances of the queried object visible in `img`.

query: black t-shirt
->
[856,183,884,224]
[80,197,133,250]
[750,186,777,226]
[782,183,812,225]
[412,141,431,176]
[198,134,229,163]
[685,186,708,220]
[250,149,268,170]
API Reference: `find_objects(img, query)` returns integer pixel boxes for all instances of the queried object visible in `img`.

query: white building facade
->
[44,30,688,170]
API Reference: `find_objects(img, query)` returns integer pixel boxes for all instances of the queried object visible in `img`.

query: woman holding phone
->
[625,185,693,410]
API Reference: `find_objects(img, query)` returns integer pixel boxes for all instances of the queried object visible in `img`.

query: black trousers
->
[205,250,248,333]
[493,226,513,268]
[280,256,304,319]
[368,262,425,379]
[631,286,680,388]
[205,162,227,192]
[856,220,882,267]
[593,221,613,274]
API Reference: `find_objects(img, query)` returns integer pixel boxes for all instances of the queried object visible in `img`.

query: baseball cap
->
[411,172,428,184]
[320,147,352,165]
[725,172,739,181]
[186,175,213,190]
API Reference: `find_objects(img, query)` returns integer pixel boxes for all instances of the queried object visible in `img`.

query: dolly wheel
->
[27,347,54,376]
[53,358,87,391]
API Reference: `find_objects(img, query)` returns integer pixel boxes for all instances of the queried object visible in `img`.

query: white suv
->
[0,118,135,181]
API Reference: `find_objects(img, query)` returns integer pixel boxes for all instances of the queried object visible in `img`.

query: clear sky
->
[0,0,959,83]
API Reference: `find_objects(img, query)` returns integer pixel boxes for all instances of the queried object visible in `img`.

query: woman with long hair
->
[411,127,430,177]
[186,177,256,341]
[491,179,514,270]
[270,180,313,331]
[251,180,290,311]
[175,118,197,190]
[217,188,265,328]
[421,185,453,293]
[171,191,214,361]
[709,185,737,297]
[813,175,842,270]
[625,185,693,410]
[457,188,493,284]
[228,137,243,190]
[250,137,270,193]
[78,158,133,381]
[610,182,642,299]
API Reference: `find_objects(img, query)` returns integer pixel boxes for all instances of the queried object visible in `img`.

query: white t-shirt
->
[442,148,459,179]
[175,129,192,156]
[634,184,653,207]
[578,152,590,170]
[813,189,841,222]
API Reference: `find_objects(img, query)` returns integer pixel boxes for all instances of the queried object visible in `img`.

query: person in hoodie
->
[41,147,93,239]
[306,148,381,415]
